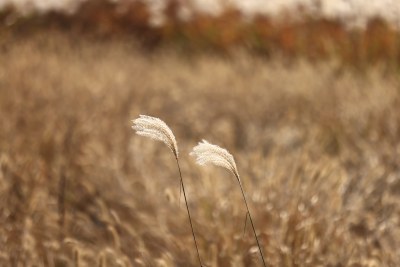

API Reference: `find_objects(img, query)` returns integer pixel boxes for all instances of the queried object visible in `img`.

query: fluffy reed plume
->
[191,140,267,267]
[132,115,178,157]
[132,115,203,267]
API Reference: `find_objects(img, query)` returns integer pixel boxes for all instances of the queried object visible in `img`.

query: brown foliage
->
[2,0,400,66]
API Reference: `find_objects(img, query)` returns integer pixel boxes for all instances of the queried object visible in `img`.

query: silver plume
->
[132,115,178,157]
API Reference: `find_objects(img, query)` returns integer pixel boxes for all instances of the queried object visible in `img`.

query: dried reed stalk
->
[191,140,267,267]
[132,115,203,266]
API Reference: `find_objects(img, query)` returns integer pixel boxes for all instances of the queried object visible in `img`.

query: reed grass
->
[191,140,267,267]
[132,115,204,267]
[1,31,400,266]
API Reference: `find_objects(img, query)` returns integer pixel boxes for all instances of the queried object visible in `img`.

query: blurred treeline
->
[1,0,400,68]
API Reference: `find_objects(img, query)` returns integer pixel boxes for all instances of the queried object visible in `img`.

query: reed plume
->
[132,115,203,266]
[191,140,267,267]
[132,115,178,157]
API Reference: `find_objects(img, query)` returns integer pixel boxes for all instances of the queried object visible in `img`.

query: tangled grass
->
[0,30,400,266]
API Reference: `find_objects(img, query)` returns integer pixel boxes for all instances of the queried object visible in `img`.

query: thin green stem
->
[235,174,267,267]
[175,157,203,267]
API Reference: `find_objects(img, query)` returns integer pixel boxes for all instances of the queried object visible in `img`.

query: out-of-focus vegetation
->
[1,1,400,266]
[1,30,400,266]
[1,0,400,68]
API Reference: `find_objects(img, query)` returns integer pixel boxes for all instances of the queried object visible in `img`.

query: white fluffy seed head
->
[132,115,178,157]
[190,140,239,178]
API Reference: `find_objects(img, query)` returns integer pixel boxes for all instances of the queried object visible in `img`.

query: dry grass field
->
[1,29,400,266]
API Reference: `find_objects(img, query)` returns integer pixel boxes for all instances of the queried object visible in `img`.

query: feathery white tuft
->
[190,140,239,177]
[132,115,178,157]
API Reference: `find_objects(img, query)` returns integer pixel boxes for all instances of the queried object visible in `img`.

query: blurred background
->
[1,0,400,266]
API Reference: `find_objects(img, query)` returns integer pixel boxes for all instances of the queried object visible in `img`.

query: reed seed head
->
[132,115,178,157]
[190,140,239,178]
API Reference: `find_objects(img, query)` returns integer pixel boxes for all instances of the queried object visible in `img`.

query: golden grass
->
[0,30,400,266]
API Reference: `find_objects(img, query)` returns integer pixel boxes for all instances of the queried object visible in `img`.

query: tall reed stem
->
[234,173,267,267]
[175,157,203,267]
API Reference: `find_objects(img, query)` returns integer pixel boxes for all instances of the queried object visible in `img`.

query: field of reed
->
[1,26,400,266]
